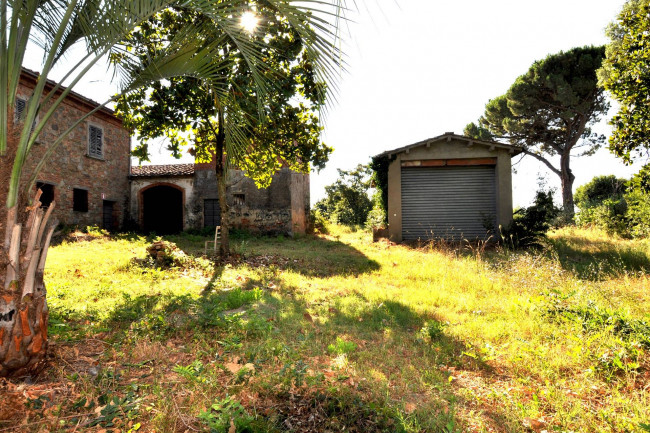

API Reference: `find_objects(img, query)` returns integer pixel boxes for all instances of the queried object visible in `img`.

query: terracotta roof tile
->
[131,164,195,177]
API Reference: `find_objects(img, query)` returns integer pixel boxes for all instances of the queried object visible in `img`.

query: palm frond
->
[3,0,349,209]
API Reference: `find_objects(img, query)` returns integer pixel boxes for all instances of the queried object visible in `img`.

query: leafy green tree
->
[467,46,609,218]
[463,123,494,142]
[315,164,372,226]
[0,0,343,377]
[116,6,332,255]
[599,0,650,163]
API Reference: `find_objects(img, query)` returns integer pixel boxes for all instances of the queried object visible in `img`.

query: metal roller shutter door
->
[401,166,496,240]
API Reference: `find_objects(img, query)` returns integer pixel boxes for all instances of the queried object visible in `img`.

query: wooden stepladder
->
[204,226,221,256]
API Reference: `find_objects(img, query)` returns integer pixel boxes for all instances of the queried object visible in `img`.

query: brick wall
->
[18,72,131,229]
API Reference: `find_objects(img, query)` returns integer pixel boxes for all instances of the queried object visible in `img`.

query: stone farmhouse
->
[130,162,309,235]
[18,69,309,236]
[19,69,131,230]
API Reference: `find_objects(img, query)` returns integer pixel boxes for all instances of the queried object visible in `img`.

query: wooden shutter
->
[88,125,103,158]
[204,199,221,227]
[15,98,26,121]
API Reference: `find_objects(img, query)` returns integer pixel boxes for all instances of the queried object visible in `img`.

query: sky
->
[315,0,639,208]
[23,0,641,208]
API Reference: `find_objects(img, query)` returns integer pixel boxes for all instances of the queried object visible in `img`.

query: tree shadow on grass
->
[60,266,518,432]
[547,235,650,281]
[165,232,381,278]
[245,280,514,431]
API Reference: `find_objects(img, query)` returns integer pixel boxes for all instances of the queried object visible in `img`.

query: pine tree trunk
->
[560,152,576,219]
[1,189,56,378]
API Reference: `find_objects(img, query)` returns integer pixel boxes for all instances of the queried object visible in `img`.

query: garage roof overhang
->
[374,132,523,158]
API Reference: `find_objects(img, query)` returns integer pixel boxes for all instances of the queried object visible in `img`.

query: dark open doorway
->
[142,185,183,234]
[103,200,117,231]
[35,182,54,208]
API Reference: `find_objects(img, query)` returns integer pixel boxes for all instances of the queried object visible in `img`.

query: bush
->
[576,198,628,234]
[575,175,630,236]
[574,169,650,238]
[365,206,386,230]
[309,209,329,234]
[575,175,627,209]
[369,155,392,226]
[500,189,560,248]
[626,166,650,238]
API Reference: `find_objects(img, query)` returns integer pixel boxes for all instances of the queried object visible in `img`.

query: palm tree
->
[0,0,343,378]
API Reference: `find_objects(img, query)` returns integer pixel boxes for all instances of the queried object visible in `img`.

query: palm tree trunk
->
[1,188,56,378]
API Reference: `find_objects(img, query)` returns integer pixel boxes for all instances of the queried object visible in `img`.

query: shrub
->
[625,165,650,238]
[365,205,386,230]
[574,169,650,238]
[576,197,628,235]
[575,175,629,236]
[309,209,329,234]
[575,175,627,209]
[500,189,560,248]
[369,155,392,226]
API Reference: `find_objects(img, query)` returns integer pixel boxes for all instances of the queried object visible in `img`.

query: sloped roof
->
[20,68,118,121]
[374,132,523,158]
[131,164,195,177]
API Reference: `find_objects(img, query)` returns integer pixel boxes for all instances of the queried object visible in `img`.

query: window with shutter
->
[15,97,40,143]
[204,199,221,227]
[15,98,26,122]
[88,124,104,159]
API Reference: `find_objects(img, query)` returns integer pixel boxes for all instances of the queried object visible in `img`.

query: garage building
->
[377,132,522,242]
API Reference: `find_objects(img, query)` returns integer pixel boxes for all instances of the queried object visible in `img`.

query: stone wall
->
[190,164,309,236]
[290,171,310,234]
[19,73,131,229]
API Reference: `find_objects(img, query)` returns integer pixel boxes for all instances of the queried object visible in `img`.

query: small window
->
[73,188,88,212]
[15,98,26,122]
[88,124,104,159]
[15,97,39,142]
[35,182,54,208]
[233,194,245,206]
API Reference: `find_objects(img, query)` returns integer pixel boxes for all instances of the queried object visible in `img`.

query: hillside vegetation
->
[1,226,649,432]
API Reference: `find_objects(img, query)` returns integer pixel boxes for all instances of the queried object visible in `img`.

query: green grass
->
[2,226,649,432]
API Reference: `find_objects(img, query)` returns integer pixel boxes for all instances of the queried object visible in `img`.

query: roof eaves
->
[129,163,196,178]
[20,67,117,118]
[373,132,523,158]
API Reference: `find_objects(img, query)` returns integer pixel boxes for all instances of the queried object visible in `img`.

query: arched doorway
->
[141,184,184,234]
